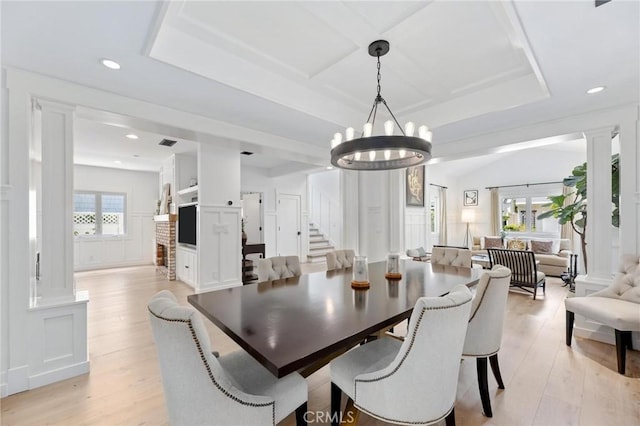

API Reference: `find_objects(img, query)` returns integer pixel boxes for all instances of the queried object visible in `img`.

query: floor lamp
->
[461,209,475,249]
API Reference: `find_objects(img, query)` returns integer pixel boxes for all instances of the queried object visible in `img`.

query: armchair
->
[565,254,640,374]
[488,248,546,299]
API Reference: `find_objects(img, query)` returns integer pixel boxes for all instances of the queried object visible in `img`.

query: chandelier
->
[330,40,432,171]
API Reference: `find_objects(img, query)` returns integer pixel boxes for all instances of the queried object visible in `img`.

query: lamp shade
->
[461,209,475,223]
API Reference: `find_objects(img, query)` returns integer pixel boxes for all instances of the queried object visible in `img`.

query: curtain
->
[438,187,448,245]
[561,185,574,240]
[490,188,500,236]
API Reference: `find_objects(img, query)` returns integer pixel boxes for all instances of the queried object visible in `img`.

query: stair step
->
[309,243,333,250]
[310,239,330,245]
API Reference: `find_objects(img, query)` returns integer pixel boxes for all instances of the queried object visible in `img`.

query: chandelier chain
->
[376,53,382,98]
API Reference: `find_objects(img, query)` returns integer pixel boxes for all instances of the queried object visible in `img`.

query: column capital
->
[583,126,616,139]
[34,99,76,113]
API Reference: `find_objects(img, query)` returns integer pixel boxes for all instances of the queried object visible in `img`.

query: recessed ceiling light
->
[114,160,122,164]
[125,133,138,139]
[586,86,605,94]
[326,166,334,170]
[101,58,121,70]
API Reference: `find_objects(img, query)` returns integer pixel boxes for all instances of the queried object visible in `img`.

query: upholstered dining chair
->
[257,256,301,283]
[462,265,512,418]
[326,249,356,270]
[148,290,308,425]
[329,285,473,426]
[566,254,640,374]
[431,246,473,268]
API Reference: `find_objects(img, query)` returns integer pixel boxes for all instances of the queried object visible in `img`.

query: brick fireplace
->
[154,214,176,280]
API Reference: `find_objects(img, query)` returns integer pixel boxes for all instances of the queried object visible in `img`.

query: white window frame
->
[73,191,127,237]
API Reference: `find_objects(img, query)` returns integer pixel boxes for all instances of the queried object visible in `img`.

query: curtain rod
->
[429,183,448,189]
[485,180,563,190]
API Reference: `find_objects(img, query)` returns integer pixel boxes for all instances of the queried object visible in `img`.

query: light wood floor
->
[1,264,638,425]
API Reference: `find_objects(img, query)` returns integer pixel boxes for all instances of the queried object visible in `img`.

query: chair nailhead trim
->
[353,297,469,424]
[149,309,276,425]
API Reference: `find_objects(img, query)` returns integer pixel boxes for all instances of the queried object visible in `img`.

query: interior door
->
[241,192,263,243]
[277,194,301,257]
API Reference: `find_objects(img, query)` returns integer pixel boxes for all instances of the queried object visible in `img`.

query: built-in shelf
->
[177,185,198,196]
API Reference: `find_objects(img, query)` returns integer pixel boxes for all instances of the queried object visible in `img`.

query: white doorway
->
[277,193,301,257]
[241,192,263,244]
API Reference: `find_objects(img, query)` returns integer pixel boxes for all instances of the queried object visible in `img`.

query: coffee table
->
[472,254,491,269]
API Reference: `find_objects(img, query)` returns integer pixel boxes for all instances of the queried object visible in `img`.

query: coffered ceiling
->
[2,0,638,174]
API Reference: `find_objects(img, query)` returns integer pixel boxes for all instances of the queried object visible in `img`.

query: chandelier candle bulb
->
[369,151,376,161]
[405,122,415,137]
[345,127,355,141]
[334,133,343,144]
[355,152,362,161]
[418,125,432,142]
[363,123,373,138]
[384,149,391,160]
[399,149,406,158]
[384,120,395,136]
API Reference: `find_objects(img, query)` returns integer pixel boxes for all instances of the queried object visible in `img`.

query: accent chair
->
[565,254,640,374]
[487,248,546,299]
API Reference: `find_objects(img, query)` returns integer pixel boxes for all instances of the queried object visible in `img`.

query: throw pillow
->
[506,239,527,250]
[484,237,503,249]
[530,240,553,254]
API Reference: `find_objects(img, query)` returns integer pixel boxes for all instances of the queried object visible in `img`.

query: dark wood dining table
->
[188,260,482,378]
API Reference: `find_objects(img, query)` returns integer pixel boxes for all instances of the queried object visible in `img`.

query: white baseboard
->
[196,280,242,293]
[6,365,29,395]
[29,360,90,390]
[74,260,152,272]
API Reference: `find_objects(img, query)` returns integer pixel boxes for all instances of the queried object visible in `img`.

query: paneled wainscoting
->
[1,265,638,425]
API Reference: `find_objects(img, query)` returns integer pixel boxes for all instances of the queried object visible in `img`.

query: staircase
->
[307,223,334,263]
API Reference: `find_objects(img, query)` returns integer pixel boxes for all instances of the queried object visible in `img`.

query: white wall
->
[73,165,158,270]
[241,167,308,259]
[308,169,341,247]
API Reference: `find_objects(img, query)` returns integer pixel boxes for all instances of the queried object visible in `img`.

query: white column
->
[618,110,640,255]
[37,100,75,301]
[584,128,613,280]
[341,170,359,252]
[388,169,404,253]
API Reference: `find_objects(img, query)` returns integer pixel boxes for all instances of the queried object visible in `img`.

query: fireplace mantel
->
[154,214,177,222]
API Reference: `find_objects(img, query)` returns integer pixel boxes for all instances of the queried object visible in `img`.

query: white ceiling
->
[2,0,638,175]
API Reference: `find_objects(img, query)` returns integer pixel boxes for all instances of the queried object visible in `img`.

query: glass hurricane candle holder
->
[385,253,402,280]
[351,256,370,289]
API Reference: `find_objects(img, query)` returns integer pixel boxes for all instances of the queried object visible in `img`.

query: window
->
[73,192,126,236]
[500,188,561,235]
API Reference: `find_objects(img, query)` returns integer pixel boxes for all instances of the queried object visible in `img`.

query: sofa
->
[472,236,572,277]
